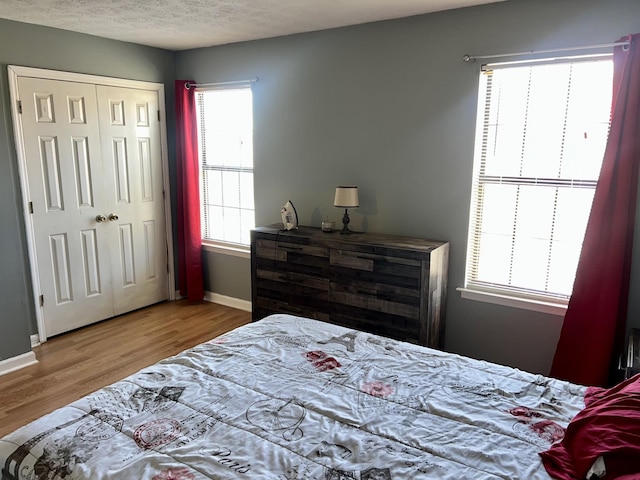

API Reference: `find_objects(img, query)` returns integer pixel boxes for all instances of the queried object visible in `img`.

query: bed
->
[0,314,636,479]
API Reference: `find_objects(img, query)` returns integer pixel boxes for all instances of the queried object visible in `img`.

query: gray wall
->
[0,67,32,361]
[203,252,252,301]
[177,0,640,375]
[0,19,176,361]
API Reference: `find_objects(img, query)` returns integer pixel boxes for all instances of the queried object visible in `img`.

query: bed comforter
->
[0,314,587,479]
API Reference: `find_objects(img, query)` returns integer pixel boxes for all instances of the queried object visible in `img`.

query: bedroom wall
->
[176,0,640,375]
[0,19,176,362]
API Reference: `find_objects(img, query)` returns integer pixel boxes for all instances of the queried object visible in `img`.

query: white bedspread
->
[0,314,586,479]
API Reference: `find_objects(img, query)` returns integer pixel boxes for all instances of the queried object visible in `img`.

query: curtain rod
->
[463,40,630,63]
[184,77,259,89]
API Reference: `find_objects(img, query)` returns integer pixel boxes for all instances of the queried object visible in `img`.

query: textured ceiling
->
[0,0,503,51]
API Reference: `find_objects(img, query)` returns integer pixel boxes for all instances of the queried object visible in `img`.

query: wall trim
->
[202,241,250,259]
[203,291,252,312]
[30,334,41,348]
[0,351,38,377]
[457,287,567,316]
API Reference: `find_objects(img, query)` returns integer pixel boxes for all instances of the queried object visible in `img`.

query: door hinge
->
[18,100,22,114]
[39,294,44,307]
[166,263,170,273]
[29,201,34,214]
[157,110,161,122]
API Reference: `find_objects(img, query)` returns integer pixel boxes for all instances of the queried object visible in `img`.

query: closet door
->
[97,86,168,314]
[17,77,115,336]
[15,76,169,338]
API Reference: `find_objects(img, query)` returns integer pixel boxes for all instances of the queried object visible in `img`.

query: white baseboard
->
[173,289,252,312]
[0,351,38,377]
[31,334,41,348]
[203,291,252,312]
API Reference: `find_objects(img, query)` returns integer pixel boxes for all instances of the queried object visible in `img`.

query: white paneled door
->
[96,86,168,316]
[14,75,169,337]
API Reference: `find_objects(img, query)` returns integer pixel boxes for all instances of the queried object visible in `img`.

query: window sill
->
[457,287,567,316]
[202,241,250,259]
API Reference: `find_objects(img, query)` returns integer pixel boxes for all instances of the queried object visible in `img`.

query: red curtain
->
[175,80,204,301]
[550,34,640,387]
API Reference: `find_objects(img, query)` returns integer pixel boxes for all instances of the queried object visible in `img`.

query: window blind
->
[465,58,613,301]
[196,87,254,246]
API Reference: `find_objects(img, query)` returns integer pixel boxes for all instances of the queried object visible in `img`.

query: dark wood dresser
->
[250,225,449,348]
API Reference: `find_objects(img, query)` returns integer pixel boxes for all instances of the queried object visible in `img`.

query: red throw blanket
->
[539,374,640,479]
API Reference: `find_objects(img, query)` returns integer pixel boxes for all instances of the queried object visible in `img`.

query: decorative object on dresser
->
[333,186,359,234]
[280,200,298,231]
[321,220,335,232]
[250,225,449,348]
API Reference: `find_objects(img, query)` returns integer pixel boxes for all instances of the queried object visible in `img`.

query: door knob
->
[108,213,119,221]
[95,214,107,223]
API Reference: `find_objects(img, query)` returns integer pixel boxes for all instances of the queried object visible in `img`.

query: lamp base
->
[341,209,351,234]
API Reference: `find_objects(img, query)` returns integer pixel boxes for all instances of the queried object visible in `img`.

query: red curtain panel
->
[550,34,640,387]
[175,80,204,301]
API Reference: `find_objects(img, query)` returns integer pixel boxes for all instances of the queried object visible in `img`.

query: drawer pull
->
[356,255,392,263]
[278,245,303,251]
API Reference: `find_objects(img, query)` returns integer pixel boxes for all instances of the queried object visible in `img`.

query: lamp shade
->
[334,186,359,208]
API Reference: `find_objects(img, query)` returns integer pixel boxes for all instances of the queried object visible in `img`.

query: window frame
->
[195,83,255,257]
[460,55,613,315]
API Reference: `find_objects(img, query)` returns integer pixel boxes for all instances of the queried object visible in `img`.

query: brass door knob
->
[108,213,119,221]
[95,214,107,223]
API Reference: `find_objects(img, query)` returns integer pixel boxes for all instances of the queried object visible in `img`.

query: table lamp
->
[334,186,359,234]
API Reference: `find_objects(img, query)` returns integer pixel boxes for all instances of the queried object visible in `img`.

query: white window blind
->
[465,58,613,303]
[196,86,254,246]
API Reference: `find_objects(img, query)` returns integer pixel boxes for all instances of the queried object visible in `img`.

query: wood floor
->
[0,300,251,438]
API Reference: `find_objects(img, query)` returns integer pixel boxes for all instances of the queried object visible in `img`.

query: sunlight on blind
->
[466,58,613,300]
[196,87,254,246]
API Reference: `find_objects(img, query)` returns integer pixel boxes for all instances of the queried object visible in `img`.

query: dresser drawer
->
[329,306,420,343]
[254,297,330,322]
[255,238,328,261]
[255,238,329,278]
[330,249,421,289]
[328,281,420,318]
[254,270,329,313]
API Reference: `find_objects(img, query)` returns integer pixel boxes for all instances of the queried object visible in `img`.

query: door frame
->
[8,65,176,342]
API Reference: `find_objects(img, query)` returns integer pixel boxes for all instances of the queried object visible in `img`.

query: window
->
[196,86,254,249]
[463,57,613,311]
